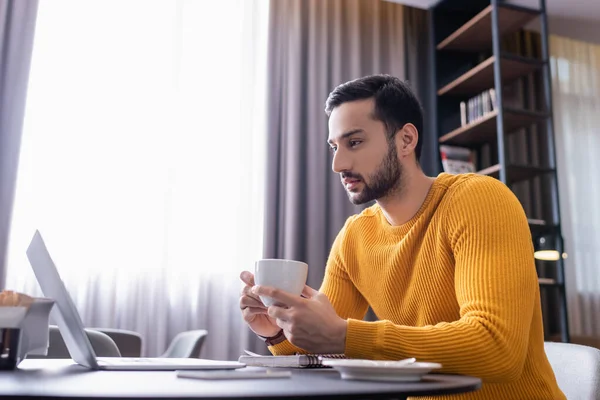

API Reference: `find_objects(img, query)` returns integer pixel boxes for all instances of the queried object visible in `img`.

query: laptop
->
[26,230,246,371]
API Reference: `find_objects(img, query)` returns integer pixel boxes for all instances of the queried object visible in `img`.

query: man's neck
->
[377,169,436,227]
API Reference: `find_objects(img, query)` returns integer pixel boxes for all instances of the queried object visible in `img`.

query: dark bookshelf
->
[429,0,570,342]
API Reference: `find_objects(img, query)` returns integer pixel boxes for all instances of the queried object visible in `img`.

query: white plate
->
[321,359,442,382]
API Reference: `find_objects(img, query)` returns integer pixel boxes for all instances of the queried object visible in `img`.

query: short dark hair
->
[325,75,424,161]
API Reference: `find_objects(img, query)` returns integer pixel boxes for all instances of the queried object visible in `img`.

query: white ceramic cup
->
[254,259,308,307]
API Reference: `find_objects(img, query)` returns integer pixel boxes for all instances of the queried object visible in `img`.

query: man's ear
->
[395,123,419,158]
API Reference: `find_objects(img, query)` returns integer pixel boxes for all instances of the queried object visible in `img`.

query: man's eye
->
[349,140,362,148]
[329,146,337,154]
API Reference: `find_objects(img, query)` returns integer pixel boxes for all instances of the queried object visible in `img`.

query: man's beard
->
[342,142,403,205]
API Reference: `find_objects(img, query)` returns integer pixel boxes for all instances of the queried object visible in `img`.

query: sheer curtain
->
[550,34,600,337]
[5,0,269,360]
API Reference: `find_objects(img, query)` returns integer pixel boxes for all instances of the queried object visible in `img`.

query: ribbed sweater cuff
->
[345,319,385,359]
[268,340,299,355]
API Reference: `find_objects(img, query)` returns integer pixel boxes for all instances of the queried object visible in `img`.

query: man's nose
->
[332,148,351,174]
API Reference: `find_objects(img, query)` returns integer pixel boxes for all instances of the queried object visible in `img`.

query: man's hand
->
[239,271,281,338]
[252,284,348,354]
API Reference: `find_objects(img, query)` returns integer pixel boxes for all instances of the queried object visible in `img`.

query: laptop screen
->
[26,230,99,368]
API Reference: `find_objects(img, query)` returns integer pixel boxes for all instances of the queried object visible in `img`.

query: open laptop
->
[26,230,245,371]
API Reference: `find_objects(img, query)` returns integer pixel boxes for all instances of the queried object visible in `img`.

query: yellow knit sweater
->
[270,173,565,400]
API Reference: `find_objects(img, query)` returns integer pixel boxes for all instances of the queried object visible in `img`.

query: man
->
[239,75,564,399]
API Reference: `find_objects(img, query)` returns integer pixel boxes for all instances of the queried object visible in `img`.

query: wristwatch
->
[257,329,287,346]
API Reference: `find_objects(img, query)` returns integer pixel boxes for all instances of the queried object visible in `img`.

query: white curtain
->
[5,0,269,360]
[550,34,600,337]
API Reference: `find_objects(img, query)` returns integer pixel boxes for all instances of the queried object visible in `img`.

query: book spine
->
[490,88,497,111]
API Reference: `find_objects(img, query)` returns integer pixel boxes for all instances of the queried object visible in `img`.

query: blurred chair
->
[28,325,121,359]
[91,328,143,357]
[160,330,208,358]
[544,341,600,400]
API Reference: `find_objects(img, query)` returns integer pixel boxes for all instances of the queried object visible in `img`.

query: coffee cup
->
[254,259,308,307]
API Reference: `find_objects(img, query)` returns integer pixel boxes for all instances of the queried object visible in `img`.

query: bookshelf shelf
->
[437,55,544,96]
[477,164,554,183]
[539,278,561,287]
[437,4,539,52]
[528,219,557,235]
[439,108,547,146]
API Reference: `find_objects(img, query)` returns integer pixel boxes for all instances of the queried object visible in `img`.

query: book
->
[489,88,497,111]
[440,145,476,174]
[461,88,497,126]
[238,351,346,368]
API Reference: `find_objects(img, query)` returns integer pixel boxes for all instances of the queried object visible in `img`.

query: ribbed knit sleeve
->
[344,177,538,382]
[320,216,370,321]
[268,216,369,356]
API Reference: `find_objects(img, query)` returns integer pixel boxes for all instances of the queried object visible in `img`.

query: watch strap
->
[258,329,286,346]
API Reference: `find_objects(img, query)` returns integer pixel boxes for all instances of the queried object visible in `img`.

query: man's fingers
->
[252,286,304,307]
[275,318,292,333]
[301,285,319,298]
[241,285,262,301]
[240,295,266,310]
[267,305,290,321]
[240,271,255,286]
[242,307,268,321]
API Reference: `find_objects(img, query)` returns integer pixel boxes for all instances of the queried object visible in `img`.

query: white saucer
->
[321,359,442,382]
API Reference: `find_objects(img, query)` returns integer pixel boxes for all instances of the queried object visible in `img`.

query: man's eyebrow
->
[327,129,364,145]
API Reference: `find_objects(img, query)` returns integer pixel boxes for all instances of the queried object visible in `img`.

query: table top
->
[1,359,482,399]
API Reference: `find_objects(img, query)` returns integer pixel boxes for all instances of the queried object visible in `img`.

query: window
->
[6,0,269,359]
